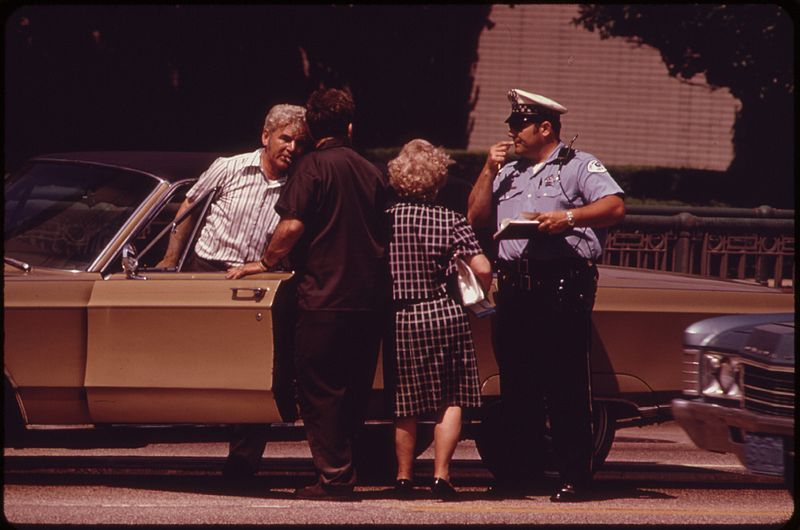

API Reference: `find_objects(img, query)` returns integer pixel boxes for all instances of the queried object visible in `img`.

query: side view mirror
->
[122,243,147,280]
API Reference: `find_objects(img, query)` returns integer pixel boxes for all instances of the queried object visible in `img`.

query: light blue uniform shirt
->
[493,142,624,261]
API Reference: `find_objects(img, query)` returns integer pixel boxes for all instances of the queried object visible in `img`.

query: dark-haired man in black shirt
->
[228,88,389,500]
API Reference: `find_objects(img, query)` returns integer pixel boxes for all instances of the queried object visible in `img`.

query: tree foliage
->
[575,4,794,207]
[4,5,491,172]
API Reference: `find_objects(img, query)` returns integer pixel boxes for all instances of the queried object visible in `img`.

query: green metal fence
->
[603,205,795,289]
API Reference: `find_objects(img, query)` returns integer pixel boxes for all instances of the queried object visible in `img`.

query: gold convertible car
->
[4,152,793,474]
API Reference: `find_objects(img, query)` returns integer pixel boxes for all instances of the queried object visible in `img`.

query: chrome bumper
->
[671,398,794,467]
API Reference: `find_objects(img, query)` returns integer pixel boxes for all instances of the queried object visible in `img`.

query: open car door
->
[84,183,293,424]
[85,271,291,424]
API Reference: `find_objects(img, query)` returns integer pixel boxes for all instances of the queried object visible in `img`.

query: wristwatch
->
[566,210,575,227]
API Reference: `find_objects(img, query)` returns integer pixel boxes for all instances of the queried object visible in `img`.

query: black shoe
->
[294,483,356,502]
[394,478,415,498]
[431,477,459,501]
[549,483,588,503]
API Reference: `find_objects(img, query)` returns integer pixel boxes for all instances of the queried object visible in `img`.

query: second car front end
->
[672,313,794,486]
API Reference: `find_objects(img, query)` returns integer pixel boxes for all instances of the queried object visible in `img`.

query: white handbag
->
[453,257,495,317]
[454,257,485,305]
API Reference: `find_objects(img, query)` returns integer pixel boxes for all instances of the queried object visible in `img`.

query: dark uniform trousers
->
[293,309,381,489]
[494,258,598,488]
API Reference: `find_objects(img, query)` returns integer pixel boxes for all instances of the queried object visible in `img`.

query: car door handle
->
[230,287,268,301]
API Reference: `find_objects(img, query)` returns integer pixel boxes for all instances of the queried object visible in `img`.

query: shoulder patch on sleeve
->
[587,160,607,173]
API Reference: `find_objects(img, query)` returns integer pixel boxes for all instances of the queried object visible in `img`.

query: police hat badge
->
[505,89,568,125]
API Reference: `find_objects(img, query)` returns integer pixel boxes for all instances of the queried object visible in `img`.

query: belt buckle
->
[522,273,531,290]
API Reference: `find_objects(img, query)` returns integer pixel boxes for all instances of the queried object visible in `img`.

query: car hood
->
[684,312,795,366]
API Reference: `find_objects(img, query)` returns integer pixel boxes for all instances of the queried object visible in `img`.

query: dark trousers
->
[225,424,270,475]
[225,278,298,475]
[184,251,299,475]
[294,309,381,489]
[185,252,229,272]
[494,259,597,487]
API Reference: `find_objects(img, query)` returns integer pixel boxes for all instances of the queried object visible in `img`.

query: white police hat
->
[505,89,568,124]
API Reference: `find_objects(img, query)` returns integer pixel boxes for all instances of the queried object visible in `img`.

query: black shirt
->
[276,138,389,311]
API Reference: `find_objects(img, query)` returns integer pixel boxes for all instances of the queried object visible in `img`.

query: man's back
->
[276,138,388,311]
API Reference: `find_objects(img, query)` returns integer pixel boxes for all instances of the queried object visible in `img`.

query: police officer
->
[467,89,625,502]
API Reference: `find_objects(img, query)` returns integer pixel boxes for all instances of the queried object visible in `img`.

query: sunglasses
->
[507,116,539,131]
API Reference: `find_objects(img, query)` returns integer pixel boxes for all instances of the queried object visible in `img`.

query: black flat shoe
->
[431,477,459,501]
[549,483,588,503]
[394,478,414,498]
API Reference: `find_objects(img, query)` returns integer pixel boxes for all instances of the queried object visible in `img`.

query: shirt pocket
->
[534,172,562,199]
[496,187,526,220]
[497,185,525,204]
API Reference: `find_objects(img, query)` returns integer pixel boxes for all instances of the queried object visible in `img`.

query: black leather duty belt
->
[495,258,595,291]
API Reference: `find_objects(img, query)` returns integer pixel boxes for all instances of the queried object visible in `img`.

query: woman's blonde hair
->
[388,139,454,202]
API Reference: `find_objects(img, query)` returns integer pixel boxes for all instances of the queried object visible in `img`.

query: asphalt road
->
[3,422,794,526]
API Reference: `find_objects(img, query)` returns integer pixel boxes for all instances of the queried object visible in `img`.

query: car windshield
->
[4,161,157,271]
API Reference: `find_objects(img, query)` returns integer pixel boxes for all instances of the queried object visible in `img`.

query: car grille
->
[741,362,795,417]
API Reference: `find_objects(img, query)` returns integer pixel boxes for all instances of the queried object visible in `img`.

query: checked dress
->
[387,202,483,417]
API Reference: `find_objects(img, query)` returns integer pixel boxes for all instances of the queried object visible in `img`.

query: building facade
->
[468,4,738,171]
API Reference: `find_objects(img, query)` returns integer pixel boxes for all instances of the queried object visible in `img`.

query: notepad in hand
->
[466,298,496,318]
[493,218,541,240]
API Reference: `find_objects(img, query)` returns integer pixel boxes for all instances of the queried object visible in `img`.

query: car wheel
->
[475,399,547,481]
[4,377,26,447]
[475,399,616,480]
[784,445,795,494]
[591,401,616,471]
[474,400,508,479]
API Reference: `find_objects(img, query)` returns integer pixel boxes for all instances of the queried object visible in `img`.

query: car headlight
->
[700,352,742,400]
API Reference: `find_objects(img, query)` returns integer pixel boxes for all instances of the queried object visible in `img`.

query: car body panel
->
[589,270,793,404]
[85,272,289,423]
[3,269,97,424]
[472,269,793,413]
[684,314,794,367]
[593,266,789,294]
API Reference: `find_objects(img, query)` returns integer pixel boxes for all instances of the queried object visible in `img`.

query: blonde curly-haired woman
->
[386,139,492,501]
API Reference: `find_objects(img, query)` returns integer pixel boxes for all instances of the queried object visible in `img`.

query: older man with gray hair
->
[157,103,309,271]
[156,103,309,482]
